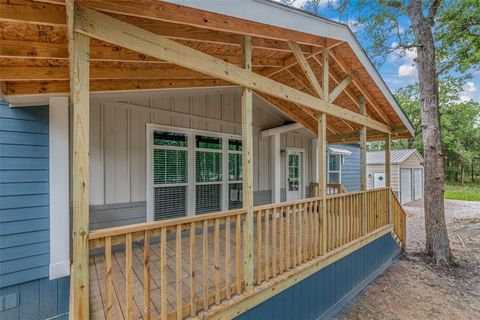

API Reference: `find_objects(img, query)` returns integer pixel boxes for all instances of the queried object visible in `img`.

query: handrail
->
[391,189,407,249]
[88,188,392,319]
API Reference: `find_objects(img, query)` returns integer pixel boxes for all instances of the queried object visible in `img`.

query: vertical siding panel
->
[39,277,58,319]
[90,103,104,205]
[129,109,142,202]
[191,95,207,131]
[115,107,130,203]
[104,104,117,204]
[206,95,222,132]
[19,280,39,320]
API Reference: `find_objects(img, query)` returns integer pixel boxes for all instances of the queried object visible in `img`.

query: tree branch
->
[378,0,408,14]
[427,0,443,25]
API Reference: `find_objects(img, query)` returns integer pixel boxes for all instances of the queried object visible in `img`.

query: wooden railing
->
[392,191,407,249]
[88,188,392,319]
[310,182,348,196]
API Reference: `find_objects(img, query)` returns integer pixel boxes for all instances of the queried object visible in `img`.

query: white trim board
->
[48,97,70,279]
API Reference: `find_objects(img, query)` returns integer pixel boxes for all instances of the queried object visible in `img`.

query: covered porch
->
[1,1,412,319]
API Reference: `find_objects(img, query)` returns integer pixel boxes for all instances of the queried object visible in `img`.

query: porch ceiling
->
[0,0,413,142]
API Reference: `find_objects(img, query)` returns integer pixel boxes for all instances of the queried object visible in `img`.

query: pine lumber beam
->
[329,75,352,103]
[287,41,324,98]
[73,5,392,133]
[241,35,254,291]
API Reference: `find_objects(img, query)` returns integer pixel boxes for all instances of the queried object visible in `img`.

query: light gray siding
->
[334,143,361,192]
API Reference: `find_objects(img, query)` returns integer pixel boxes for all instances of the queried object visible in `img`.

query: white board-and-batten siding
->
[88,89,313,229]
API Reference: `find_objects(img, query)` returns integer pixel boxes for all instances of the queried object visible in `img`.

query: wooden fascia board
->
[73,5,391,133]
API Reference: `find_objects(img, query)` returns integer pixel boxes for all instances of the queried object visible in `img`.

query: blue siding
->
[333,143,361,192]
[235,233,400,320]
[0,277,69,320]
[0,103,50,288]
[0,102,70,319]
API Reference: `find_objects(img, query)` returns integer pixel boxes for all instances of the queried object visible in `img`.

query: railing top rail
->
[89,208,246,240]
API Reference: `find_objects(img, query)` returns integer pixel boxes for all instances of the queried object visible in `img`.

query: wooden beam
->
[329,75,352,103]
[0,39,285,67]
[260,123,303,137]
[287,41,323,98]
[319,46,328,255]
[0,66,212,81]
[0,0,66,26]
[241,35,254,291]
[4,79,232,95]
[73,5,391,133]
[329,48,394,126]
[359,96,367,236]
[67,0,89,318]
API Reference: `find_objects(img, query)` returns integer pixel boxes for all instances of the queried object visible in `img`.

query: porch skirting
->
[234,233,401,320]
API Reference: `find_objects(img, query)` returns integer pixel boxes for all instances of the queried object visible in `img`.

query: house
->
[0,1,412,319]
[367,149,424,204]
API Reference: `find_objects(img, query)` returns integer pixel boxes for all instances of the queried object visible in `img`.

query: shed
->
[367,149,424,203]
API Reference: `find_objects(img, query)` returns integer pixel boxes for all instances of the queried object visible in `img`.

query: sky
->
[274,0,480,102]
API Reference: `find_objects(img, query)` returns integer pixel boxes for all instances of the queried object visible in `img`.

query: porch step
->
[391,231,403,247]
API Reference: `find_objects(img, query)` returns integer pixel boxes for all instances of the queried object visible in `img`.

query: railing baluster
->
[161,228,167,320]
[272,208,277,278]
[144,230,151,320]
[279,205,284,273]
[176,225,182,320]
[125,233,133,320]
[203,220,209,311]
[298,203,302,264]
[256,210,262,284]
[225,217,231,300]
[286,205,291,270]
[189,222,196,317]
[105,237,112,320]
[264,209,270,280]
[292,204,297,266]
[214,218,221,305]
[236,214,242,295]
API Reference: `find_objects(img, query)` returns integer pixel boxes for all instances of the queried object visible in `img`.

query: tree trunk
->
[472,161,475,183]
[408,1,452,265]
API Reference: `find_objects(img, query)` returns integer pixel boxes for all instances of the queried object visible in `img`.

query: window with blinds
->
[228,139,242,209]
[152,131,188,220]
[195,135,222,214]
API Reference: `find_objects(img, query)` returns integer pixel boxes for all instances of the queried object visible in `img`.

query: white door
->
[373,172,386,188]
[400,168,412,204]
[286,150,303,201]
[414,168,423,199]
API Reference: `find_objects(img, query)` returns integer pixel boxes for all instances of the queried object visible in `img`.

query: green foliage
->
[393,76,480,182]
[436,0,480,73]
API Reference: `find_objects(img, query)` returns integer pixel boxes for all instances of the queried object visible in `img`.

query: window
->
[152,131,188,220]
[148,126,243,220]
[328,154,341,183]
[195,135,223,214]
[228,139,242,209]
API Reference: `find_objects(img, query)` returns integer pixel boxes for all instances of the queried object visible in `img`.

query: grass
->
[444,182,480,201]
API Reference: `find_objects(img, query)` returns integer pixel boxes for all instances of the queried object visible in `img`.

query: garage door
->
[414,168,423,199]
[400,168,412,204]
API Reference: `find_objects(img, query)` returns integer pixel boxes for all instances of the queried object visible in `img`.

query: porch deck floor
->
[89,223,265,320]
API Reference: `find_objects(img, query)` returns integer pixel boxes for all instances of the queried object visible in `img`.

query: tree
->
[298,0,480,265]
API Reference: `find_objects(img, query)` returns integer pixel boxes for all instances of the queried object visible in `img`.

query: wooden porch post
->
[359,96,367,235]
[67,1,90,319]
[241,35,254,290]
[319,47,328,255]
[385,133,392,223]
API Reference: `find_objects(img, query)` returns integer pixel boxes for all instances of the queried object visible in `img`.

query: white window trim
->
[327,153,342,184]
[146,123,241,221]
[49,97,70,279]
[285,147,306,201]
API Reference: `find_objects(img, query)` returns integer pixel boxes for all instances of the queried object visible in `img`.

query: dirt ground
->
[338,199,480,320]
